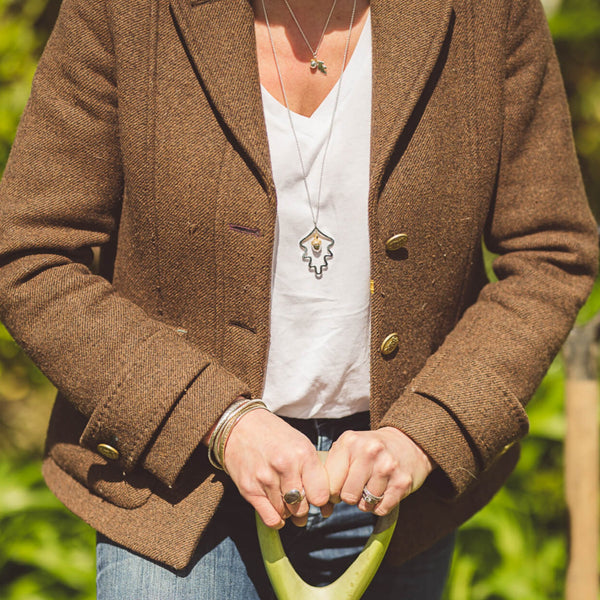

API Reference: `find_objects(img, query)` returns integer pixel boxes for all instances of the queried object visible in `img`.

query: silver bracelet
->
[207,399,248,470]
[208,399,268,473]
[210,400,268,473]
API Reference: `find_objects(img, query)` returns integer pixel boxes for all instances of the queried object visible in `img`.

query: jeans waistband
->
[281,411,370,446]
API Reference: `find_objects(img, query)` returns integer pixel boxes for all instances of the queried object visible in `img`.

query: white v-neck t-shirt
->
[260,12,372,418]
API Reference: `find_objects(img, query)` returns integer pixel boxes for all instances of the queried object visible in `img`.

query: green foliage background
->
[0,0,598,598]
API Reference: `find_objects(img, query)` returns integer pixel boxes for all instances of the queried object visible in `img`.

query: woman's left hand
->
[325,427,434,516]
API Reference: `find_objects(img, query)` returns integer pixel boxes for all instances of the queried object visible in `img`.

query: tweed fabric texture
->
[0,0,597,570]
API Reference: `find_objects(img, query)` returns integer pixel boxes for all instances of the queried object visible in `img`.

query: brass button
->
[385,233,408,252]
[97,443,120,461]
[380,333,400,356]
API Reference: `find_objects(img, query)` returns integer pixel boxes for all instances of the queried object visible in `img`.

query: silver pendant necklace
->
[261,0,357,277]
[281,0,338,74]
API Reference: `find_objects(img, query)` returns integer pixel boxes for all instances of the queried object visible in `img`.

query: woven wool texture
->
[0,0,597,570]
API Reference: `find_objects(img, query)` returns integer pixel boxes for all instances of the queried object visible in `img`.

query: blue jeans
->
[97,412,455,599]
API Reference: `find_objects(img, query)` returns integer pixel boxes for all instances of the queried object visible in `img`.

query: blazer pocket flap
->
[49,443,152,509]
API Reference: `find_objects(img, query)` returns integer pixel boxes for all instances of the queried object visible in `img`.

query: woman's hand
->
[325,427,434,516]
[224,409,331,529]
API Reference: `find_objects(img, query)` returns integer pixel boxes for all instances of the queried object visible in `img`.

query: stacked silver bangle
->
[207,398,268,474]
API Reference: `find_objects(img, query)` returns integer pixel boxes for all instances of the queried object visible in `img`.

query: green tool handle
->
[256,451,399,600]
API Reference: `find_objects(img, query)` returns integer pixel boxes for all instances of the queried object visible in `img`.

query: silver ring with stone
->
[282,488,305,505]
[362,487,384,504]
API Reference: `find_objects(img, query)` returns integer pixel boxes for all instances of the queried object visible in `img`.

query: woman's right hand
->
[223,409,331,529]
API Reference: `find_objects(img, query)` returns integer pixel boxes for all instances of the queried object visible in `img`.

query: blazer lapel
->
[169,0,275,195]
[169,0,454,201]
[370,0,454,200]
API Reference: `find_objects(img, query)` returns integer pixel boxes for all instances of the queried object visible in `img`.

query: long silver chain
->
[281,0,338,73]
[260,0,357,231]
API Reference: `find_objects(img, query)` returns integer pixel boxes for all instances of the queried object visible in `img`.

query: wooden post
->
[563,315,600,600]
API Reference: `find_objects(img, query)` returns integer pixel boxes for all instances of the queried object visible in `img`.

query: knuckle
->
[262,514,282,528]
[374,505,390,517]
[237,476,258,496]
[341,491,360,505]
[362,500,377,513]
[364,440,385,459]
[255,468,276,488]
[392,474,414,496]
[270,455,291,473]
[309,490,331,507]
[295,443,313,462]
[337,430,358,446]
[292,505,309,518]
[378,456,397,477]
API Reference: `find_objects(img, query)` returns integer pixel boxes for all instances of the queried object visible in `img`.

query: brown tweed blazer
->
[0,0,597,571]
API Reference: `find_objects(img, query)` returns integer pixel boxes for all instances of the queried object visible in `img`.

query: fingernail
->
[321,506,334,519]
[292,518,308,528]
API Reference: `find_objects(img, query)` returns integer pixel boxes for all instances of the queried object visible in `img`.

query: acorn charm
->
[310,58,327,74]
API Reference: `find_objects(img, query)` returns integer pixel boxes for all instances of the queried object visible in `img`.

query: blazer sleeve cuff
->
[141,364,251,487]
[79,327,250,485]
[378,390,480,497]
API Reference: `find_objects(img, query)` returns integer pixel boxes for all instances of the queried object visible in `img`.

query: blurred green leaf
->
[0,459,96,600]
[576,276,600,325]
[549,9,600,40]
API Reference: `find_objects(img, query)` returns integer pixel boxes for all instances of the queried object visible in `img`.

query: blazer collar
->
[169,0,454,200]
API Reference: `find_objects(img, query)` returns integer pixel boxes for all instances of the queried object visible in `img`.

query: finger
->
[301,453,331,508]
[372,474,411,517]
[279,477,309,518]
[252,496,285,529]
[339,466,370,505]
[338,435,392,506]
[338,449,376,505]
[325,439,352,500]
[290,514,308,527]
[265,489,290,522]
[259,473,291,522]
[320,501,334,518]
[372,493,401,517]
[357,471,388,513]
[277,454,312,517]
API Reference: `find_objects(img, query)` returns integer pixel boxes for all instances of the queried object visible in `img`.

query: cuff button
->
[97,443,120,461]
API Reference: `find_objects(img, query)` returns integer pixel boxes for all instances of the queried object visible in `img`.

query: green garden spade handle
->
[256,451,399,600]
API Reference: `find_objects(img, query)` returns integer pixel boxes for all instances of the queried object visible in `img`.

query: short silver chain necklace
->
[261,0,357,277]
[281,0,338,74]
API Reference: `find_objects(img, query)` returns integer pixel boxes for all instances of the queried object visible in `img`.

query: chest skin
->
[252,0,371,117]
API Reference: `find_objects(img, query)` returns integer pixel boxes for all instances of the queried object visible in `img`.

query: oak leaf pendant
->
[299,226,334,277]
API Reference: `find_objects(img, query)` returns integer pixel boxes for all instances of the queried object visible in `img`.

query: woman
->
[0,0,596,597]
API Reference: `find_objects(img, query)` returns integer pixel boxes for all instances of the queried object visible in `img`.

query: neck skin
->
[252,0,370,117]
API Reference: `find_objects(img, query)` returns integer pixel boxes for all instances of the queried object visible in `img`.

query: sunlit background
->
[0,0,599,598]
